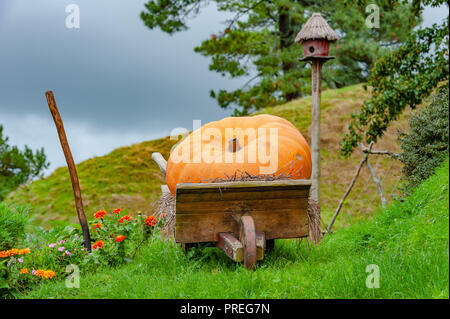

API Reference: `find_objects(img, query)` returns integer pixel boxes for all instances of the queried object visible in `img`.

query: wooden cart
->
[152,153,311,269]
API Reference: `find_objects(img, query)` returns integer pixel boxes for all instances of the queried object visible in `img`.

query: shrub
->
[0,203,30,250]
[399,84,449,192]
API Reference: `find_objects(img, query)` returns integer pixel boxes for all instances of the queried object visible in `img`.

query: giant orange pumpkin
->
[166,114,311,195]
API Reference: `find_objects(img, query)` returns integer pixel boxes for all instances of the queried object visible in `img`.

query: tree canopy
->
[339,0,449,156]
[0,125,49,201]
[141,0,419,115]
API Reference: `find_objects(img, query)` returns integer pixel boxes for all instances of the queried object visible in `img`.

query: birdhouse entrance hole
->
[302,39,330,57]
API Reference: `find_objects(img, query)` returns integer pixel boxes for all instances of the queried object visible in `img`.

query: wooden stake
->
[310,59,322,202]
[45,91,92,251]
[366,157,387,208]
[326,142,374,234]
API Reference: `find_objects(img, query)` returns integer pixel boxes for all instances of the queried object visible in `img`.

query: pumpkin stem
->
[228,138,242,152]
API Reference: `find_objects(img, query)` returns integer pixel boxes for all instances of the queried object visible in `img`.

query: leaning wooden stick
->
[326,142,374,234]
[45,91,92,251]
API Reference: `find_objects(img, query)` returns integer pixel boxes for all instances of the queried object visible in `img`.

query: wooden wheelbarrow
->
[152,153,311,269]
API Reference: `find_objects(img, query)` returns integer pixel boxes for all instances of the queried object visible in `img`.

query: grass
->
[6,84,413,230]
[22,159,449,299]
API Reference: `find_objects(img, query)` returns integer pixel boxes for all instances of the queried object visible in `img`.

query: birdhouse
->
[295,13,338,58]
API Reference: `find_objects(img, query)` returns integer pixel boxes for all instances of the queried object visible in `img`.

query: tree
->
[0,125,49,201]
[340,0,449,157]
[141,0,419,115]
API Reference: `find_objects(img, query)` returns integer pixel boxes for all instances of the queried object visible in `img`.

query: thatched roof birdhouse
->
[295,13,338,58]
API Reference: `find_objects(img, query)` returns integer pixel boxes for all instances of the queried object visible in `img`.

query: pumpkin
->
[166,114,311,195]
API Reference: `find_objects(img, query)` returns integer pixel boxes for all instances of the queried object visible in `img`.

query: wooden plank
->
[217,233,243,262]
[177,180,311,203]
[175,179,311,244]
[256,231,265,261]
[177,179,312,191]
[176,198,309,215]
[177,189,309,203]
[176,210,308,243]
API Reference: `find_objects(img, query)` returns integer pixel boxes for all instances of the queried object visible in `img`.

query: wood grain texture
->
[175,180,310,243]
[217,232,243,262]
[310,59,322,202]
[240,215,257,270]
[255,231,265,261]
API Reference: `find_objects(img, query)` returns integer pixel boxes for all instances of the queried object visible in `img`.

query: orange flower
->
[119,215,131,224]
[9,249,20,256]
[92,222,102,229]
[0,248,31,258]
[94,210,107,219]
[115,235,126,242]
[144,215,157,227]
[34,269,55,279]
[20,268,28,274]
[112,208,121,214]
[35,269,45,277]
[19,248,31,255]
[92,240,104,250]
[42,270,56,279]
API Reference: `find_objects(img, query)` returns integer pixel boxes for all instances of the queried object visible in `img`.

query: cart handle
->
[152,152,167,178]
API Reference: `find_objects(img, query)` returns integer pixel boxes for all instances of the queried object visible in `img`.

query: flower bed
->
[0,208,159,296]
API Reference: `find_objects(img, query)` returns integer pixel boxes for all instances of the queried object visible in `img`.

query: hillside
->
[23,159,449,298]
[7,84,411,229]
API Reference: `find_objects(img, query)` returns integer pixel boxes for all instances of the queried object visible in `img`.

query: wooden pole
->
[366,157,387,208]
[45,91,92,251]
[326,142,374,233]
[310,59,322,202]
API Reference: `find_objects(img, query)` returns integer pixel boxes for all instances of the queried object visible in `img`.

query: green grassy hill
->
[23,159,449,298]
[7,84,410,229]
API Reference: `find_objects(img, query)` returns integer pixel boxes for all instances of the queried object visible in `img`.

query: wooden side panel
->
[175,180,311,243]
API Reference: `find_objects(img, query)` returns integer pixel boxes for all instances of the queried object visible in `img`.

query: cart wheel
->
[239,215,257,270]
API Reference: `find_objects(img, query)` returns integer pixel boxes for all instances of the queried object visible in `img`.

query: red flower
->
[92,240,104,250]
[144,215,157,227]
[119,215,131,224]
[94,210,107,219]
[112,208,121,214]
[115,235,126,242]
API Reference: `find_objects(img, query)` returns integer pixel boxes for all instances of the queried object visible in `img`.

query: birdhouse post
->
[295,13,338,203]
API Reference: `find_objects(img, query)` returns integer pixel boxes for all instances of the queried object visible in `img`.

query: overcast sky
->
[0,1,448,174]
